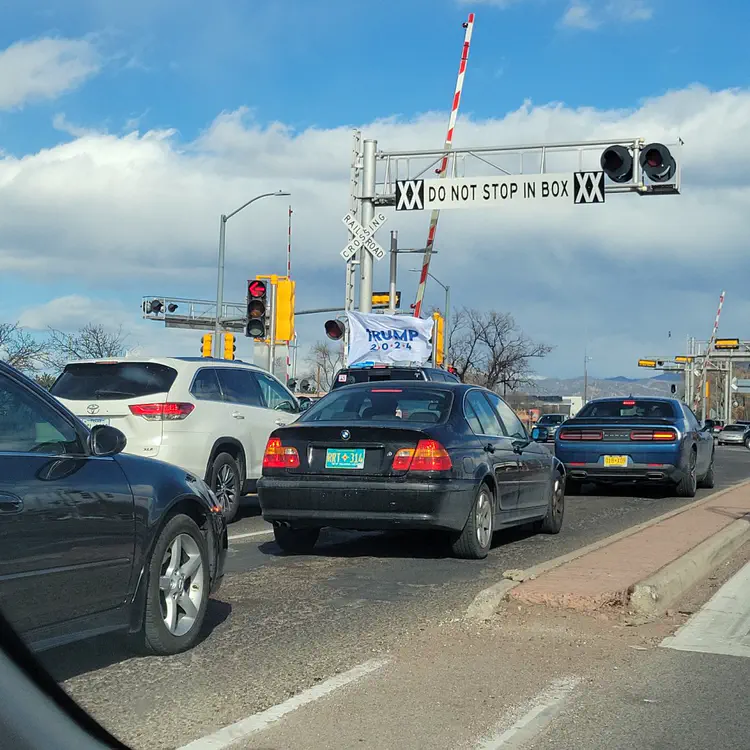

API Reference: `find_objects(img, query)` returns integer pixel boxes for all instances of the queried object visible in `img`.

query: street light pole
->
[583,349,593,405]
[213,190,290,357]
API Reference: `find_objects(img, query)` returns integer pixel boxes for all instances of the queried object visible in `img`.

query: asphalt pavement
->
[38,446,750,750]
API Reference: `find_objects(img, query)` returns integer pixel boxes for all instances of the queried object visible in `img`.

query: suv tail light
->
[129,402,194,421]
[558,429,603,441]
[392,439,452,472]
[630,429,677,442]
[263,437,300,469]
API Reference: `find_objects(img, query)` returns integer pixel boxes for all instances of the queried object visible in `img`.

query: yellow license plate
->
[604,455,628,467]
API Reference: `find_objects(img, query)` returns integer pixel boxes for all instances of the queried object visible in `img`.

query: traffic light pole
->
[269,281,277,374]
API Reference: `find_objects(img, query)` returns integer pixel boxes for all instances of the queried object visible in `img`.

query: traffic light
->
[201,333,213,357]
[600,145,633,184]
[715,338,740,350]
[223,333,236,360]
[324,319,346,341]
[640,143,676,183]
[638,359,657,368]
[371,291,401,309]
[144,299,164,315]
[246,279,268,339]
[433,312,445,366]
[275,278,295,341]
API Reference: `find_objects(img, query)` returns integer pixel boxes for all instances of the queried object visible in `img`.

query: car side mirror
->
[89,425,127,457]
[297,397,312,412]
[274,400,296,414]
[531,426,548,442]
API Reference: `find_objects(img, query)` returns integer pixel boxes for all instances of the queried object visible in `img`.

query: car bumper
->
[258,477,476,532]
[563,463,683,483]
[718,436,745,444]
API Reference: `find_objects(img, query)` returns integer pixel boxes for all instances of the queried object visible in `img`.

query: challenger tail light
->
[630,429,678,442]
[392,439,452,472]
[129,402,194,421]
[558,430,603,441]
[262,437,300,469]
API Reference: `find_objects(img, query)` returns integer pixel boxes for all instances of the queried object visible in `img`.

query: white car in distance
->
[51,357,303,521]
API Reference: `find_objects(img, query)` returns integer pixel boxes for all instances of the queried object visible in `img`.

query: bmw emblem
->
[86,404,100,415]
[341,429,351,441]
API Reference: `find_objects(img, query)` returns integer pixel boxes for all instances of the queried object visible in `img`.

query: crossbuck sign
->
[341,211,388,261]
[395,172,606,211]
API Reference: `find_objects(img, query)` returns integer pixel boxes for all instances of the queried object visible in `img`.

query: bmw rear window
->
[51,362,178,400]
[576,400,677,419]
[301,386,453,424]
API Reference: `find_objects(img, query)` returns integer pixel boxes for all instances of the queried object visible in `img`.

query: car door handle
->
[484,443,495,454]
[0,494,23,513]
[231,411,245,420]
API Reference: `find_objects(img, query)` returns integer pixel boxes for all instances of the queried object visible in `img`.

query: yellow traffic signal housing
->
[433,312,445,366]
[275,278,295,342]
[638,359,656,368]
[715,338,740,350]
[675,356,693,363]
[201,333,213,358]
[223,333,236,360]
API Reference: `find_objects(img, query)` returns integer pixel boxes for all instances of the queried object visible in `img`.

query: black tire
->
[698,453,715,489]
[273,524,320,554]
[533,473,565,534]
[565,480,582,496]
[675,448,698,498]
[142,514,209,655]
[745,438,750,451]
[451,483,494,560]
[209,452,242,523]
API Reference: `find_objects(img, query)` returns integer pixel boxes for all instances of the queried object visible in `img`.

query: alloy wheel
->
[158,533,206,636]
[475,490,493,549]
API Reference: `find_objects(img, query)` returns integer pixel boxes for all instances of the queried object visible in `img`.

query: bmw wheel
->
[452,483,494,559]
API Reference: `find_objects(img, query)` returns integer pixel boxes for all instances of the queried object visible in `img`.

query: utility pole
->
[359,139,377,313]
[583,348,592,405]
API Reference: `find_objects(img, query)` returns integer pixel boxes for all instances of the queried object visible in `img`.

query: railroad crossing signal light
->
[223,333,236,360]
[638,359,657,368]
[275,278,295,342]
[640,143,676,183]
[144,299,164,315]
[600,145,633,184]
[324,319,346,341]
[201,333,213,357]
[371,291,401,309]
[246,279,268,339]
[715,338,740,350]
[433,312,445,366]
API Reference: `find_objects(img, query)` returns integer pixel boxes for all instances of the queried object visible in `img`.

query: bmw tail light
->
[262,437,300,469]
[393,439,452,472]
[129,402,194,421]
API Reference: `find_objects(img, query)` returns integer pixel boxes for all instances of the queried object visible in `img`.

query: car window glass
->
[50,362,177,400]
[254,372,297,412]
[0,372,81,454]
[191,368,222,402]
[486,392,527,440]
[682,404,700,431]
[465,391,503,435]
[431,371,448,382]
[216,369,263,407]
[463,399,485,435]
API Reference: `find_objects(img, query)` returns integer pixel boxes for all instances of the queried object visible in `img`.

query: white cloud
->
[0,37,101,110]
[560,2,600,29]
[611,0,653,22]
[3,84,750,376]
[17,295,123,331]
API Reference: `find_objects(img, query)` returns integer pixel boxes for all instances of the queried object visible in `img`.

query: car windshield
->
[300,386,453,424]
[538,415,565,425]
[576,400,677,419]
[50,362,178,400]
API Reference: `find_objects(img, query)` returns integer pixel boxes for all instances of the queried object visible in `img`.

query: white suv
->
[51,357,301,521]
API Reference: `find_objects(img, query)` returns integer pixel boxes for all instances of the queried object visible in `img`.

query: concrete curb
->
[465,479,750,621]
[629,515,750,618]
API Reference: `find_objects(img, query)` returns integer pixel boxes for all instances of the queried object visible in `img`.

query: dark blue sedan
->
[549,397,714,497]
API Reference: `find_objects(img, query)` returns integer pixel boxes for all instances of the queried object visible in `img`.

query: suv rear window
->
[331,368,426,389]
[301,386,453,424]
[576,400,677,419]
[51,362,178,400]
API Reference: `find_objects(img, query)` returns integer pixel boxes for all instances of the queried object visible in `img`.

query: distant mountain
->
[652,372,682,382]
[605,376,639,382]
[531,374,677,399]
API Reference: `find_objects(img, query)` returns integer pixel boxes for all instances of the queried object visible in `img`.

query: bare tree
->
[34,373,57,390]
[0,323,48,373]
[46,324,130,371]
[448,308,552,393]
[305,341,344,391]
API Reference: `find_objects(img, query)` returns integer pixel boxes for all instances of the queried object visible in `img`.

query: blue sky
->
[1,0,749,378]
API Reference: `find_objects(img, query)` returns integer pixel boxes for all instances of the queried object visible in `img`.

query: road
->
[39,447,750,750]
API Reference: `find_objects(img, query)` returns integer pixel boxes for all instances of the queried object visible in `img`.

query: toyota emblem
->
[86,404,100,415]
[341,429,351,441]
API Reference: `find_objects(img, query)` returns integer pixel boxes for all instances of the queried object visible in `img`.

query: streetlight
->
[583,348,593,405]
[409,269,450,365]
[213,190,290,357]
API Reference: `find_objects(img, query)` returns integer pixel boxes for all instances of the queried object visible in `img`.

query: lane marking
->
[177,658,389,750]
[474,676,580,749]
[228,528,274,541]
[661,560,750,658]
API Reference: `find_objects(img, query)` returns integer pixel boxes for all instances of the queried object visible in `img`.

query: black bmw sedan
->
[258,382,566,559]
[0,361,227,655]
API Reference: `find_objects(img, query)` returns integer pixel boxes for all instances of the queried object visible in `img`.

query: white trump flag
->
[346,312,435,366]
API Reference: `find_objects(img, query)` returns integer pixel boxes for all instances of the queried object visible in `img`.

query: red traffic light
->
[600,145,633,184]
[640,143,676,183]
[324,319,346,341]
[248,280,267,299]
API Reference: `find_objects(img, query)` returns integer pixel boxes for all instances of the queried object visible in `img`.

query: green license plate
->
[325,448,365,470]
